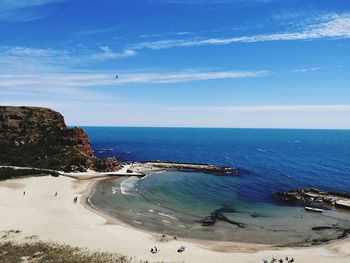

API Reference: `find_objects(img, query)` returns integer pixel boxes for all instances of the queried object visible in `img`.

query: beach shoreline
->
[82,176,272,251]
[1,174,350,262]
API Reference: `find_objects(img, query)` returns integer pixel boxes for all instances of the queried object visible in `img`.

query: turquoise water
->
[85,128,350,244]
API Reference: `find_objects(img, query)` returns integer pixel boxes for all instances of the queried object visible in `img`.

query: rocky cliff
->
[0,106,120,172]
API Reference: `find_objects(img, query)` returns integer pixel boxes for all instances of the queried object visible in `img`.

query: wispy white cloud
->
[0,70,269,108]
[93,46,136,60]
[139,31,192,38]
[130,13,350,50]
[116,70,268,84]
[290,67,323,73]
[168,105,350,112]
[0,70,268,90]
[0,0,65,22]
[0,45,135,73]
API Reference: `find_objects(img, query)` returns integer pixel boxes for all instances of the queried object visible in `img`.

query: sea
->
[84,127,350,245]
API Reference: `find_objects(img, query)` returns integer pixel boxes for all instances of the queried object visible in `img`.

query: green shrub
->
[0,167,59,181]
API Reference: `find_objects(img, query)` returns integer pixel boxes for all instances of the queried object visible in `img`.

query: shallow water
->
[89,171,350,245]
[85,127,350,244]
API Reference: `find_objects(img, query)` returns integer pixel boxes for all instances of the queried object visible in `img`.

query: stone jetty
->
[129,160,238,175]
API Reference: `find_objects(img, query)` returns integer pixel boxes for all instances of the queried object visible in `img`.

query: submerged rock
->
[196,206,245,228]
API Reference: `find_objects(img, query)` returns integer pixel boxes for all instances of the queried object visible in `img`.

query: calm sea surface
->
[84,127,350,244]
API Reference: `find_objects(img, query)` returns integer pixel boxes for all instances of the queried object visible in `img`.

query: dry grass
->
[0,240,147,263]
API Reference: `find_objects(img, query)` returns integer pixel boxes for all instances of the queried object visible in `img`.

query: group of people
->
[263,257,295,263]
[150,246,159,254]
[150,245,186,254]
[150,234,182,254]
[161,233,177,240]
[22,190,78,204]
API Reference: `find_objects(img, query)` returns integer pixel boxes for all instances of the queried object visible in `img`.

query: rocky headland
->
[0,106,121,172]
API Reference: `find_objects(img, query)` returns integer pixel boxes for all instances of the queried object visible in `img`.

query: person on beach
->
[154,246,158,252]
[23,191,25,196]
[278,259,283,263]
[263,259,268,263]
[54,192,57,196]
[150,248,154,254]
[174,234,177,240]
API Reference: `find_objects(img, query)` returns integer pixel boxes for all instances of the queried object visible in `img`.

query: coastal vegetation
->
[0,142,90,172]
[0,167,60,181]
[0,240,145,263]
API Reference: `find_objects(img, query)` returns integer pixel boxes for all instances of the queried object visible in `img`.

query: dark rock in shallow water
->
[311,226,339,231]
[311,229,350,245]
[196,206,245,228]
[250,212,261,218]
[309,226,350,245]
[338,228,350,239]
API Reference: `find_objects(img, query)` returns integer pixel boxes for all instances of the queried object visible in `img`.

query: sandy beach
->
[1,175,350,263]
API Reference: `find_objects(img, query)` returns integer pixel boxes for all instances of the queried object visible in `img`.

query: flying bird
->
[115,75,119,79]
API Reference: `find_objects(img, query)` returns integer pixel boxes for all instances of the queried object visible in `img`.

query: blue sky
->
[0,0,349,128]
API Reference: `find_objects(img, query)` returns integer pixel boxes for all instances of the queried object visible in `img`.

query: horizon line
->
[68,125,350,131]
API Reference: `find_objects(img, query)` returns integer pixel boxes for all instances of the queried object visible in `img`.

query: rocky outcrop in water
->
[273,188,350,210]
[0,106,121,172]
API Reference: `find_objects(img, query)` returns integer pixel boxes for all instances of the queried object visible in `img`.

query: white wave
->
[257,148,267,152]
[162,219,171,224]
[139,174,149,180]
[120,176,139,195]
[87,188,97,209]
[112,187,119,195]
[177,225,186,228]
[148,209,154,213]
[136,212,145,216]
[133,220,142,224]
[158,212,177,220]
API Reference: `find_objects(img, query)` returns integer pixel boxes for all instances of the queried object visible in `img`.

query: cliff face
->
[0,106,120,172]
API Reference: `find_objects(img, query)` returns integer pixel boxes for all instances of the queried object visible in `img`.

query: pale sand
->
[1,175,350,263]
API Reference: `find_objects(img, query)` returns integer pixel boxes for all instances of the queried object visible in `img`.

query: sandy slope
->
[0,175,349,263]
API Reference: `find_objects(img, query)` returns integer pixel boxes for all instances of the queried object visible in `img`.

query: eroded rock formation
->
[0,106,121,172]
